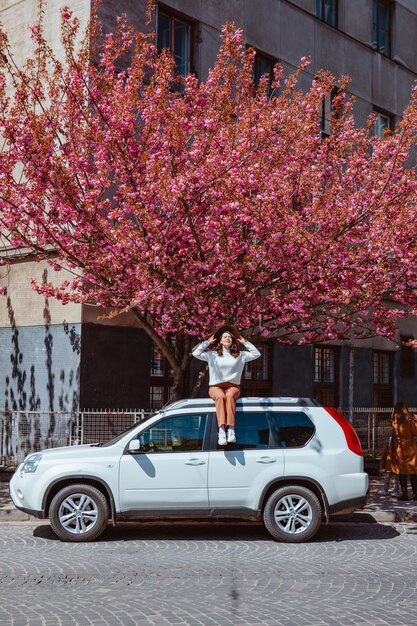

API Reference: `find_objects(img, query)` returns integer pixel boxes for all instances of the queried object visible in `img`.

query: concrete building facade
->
[1,0,417,411]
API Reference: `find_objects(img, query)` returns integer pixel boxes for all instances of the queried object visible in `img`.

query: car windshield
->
[99,412,157,447]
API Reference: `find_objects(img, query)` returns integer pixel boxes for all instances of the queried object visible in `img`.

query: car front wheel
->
[49,484,109,542]
[263,485,322,543]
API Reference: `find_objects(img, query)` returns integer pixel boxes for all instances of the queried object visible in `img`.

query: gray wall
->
[138,0,417,124]
[396,350,417,406]
[344,348,374,408]
[273,344,314,398]
[0,323,81,412]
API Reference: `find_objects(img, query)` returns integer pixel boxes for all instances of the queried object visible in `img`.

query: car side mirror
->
[128,439,141,453]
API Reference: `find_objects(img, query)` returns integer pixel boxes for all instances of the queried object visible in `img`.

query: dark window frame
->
[373,109,392,137]
[252,48,276,97]
[320,88,338,139]
[241,341,273,397]
[373,350,393,407]
[313,345,340,407]
[316,0,338,28]
[149,343,174,410]
[372,0,391,57]
[156,3,194,79]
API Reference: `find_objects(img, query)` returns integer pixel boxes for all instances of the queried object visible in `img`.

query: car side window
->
[232,412,271,450]
[137,413,208,453]
[270,411,315,448]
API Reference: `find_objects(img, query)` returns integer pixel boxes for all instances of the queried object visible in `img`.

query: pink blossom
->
[1,14,417,397]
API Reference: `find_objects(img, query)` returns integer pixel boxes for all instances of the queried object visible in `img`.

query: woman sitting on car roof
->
[192,325,261,446]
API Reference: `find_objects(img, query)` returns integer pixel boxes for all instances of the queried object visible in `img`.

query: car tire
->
[49,484,109,542]
[263,485,322,543]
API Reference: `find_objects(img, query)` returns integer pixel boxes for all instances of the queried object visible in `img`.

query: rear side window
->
[232,412,271,450]
[230,411,314,450]
[270,411,315,448]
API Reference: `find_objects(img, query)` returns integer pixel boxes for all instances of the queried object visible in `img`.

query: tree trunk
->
[130,308,193,401]
[171,367,189,401]
[190,363,208,398]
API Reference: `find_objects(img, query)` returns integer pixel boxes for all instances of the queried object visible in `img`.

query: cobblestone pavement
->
[1,520,417,626]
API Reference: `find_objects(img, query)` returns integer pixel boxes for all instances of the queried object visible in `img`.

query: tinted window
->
[271,412,315,448]
[232,412,271,450]
[137,413,208,453]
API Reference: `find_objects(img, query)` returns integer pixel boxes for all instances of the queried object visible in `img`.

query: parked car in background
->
[10,397,367,542]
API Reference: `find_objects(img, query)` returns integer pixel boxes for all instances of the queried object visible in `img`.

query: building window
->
[241,342,273,396]
[150,384,173,410]
[150,344,173,409]
[400,336,415,379]
[313,346,339,407]
[373,350,393,407]
[374,111,392,137]
[319,90,336,138]
[157,7,191,78]
[253,51,275,96]
[316,0,338,27]
[151,344,164,376]
[372,0,390,56]
[150,385,164,409]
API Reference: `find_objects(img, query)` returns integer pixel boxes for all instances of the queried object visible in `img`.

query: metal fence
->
[0,406,408,468]
[340,407,417,459]
[0,409,151,467]
[340,408,393,458]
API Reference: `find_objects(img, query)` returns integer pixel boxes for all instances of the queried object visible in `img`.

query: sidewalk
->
[1,469,417,524]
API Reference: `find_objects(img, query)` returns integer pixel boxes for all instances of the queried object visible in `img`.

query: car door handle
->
[256,457,277,464]
[185,458,206,466]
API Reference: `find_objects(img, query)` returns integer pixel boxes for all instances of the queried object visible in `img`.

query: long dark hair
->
[213,335,240,358]
[391,401,411,423]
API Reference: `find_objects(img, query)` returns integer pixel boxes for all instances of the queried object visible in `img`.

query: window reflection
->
[138,413,207,452]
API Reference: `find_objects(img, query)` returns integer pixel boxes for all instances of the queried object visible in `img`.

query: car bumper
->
[9,470,45,518]
[328,494,368,515]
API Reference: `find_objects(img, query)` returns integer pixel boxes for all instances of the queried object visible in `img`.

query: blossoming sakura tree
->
[1,7,417,399]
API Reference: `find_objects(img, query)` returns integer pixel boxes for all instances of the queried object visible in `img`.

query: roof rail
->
[164,397,321,411]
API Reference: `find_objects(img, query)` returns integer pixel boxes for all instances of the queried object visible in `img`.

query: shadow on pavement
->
[313,521,400,542]
[33,518,400,543]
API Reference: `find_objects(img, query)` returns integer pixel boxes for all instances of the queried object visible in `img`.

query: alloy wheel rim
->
[58,493,99,534]
[273,494,313,534]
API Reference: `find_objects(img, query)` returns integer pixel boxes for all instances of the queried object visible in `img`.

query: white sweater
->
[192,340,261,386]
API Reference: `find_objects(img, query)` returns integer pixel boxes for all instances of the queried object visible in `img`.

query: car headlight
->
[21,454,42,473]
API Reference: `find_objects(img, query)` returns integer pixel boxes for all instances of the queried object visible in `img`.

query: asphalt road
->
[1,519,417,626]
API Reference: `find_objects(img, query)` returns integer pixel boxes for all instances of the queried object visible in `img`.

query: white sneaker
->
[218,427,227,446]
[227,427,236,443]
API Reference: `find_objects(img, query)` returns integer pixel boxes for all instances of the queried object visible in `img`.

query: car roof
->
[164,397,321,412]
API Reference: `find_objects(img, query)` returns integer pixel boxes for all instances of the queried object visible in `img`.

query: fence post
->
[13,411,19,465]
[370,413,376,457]
[0,413,4,466]
[78,411,84,445]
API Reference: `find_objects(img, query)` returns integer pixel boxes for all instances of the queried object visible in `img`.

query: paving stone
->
[1,521,417,625]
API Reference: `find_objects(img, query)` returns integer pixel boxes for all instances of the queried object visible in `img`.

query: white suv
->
[10,397,368,543]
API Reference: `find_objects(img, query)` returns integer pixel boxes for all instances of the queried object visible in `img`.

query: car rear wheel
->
[49,484,109,542]
[263,485,322,543]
